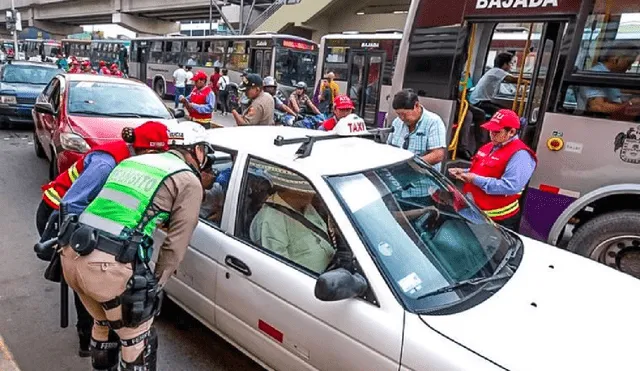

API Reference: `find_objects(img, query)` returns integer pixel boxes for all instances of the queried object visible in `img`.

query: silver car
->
[153,126,640,371]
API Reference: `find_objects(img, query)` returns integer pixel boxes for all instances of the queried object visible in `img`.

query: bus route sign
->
[465,0,581,16]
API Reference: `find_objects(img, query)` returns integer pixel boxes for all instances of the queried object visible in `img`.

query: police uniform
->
[60,150,202,371]
[237,74,275,126]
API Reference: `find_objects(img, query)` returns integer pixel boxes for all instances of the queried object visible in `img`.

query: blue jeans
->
[174,86,186,108]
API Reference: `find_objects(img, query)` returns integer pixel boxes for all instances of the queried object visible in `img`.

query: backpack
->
[218,76,229,91]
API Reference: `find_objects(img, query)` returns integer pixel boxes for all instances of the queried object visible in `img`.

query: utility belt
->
[59,220,163,328]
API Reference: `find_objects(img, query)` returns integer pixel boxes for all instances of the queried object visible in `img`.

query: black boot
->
[77,327,91,357]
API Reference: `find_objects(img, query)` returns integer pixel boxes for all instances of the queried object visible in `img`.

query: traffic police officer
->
[36,122,170,357]
[449,109,537,230]
[59,122,208,371]
[180,70,216,128]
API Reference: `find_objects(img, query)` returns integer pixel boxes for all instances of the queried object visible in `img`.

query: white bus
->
[315,31,402,127]
[128,34,318,98]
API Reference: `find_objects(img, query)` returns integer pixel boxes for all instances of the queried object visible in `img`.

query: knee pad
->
[90,338,120,370]
[119,328,158,371]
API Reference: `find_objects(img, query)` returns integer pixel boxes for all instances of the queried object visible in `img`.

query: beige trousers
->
[60,246,154,363]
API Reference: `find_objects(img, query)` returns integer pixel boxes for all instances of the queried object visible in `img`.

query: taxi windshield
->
[327,158,520,313]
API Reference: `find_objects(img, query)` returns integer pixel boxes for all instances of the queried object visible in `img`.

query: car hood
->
[0,82,45,99]
[421,237,640,371]
[68,115,178,146]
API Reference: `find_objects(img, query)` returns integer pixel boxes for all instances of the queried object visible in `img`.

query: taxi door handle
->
[225,255,252,276]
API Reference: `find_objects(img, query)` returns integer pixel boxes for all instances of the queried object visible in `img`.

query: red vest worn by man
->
[41,141,133,210]
[462,139,537,221]
[188,86,213,124]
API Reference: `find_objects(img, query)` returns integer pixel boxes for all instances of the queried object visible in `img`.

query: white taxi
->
[154,120,640,371]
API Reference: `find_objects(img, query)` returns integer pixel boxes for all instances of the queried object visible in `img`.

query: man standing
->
[449,109,537,230]
[59,122,208,371]
[180,71,216,128]
[98,61,111,75]
[318,95,354,131]
[326,72,340,101]
[387,89,447,171]
[185,66,194,95]
[210,67,222,111]
[232,74,275,126]
[173,64,187,109]
[81,60,96,74]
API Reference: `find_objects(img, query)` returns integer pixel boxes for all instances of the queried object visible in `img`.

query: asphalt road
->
[0,128,261,371]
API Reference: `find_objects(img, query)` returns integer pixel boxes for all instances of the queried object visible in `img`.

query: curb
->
[0,334,20,371]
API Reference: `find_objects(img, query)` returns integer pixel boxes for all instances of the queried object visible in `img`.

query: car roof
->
[5,61,59,69]
[207,126,413,176]
[63,74,143,85]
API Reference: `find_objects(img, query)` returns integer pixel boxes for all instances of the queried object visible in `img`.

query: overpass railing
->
[244,0,285,34]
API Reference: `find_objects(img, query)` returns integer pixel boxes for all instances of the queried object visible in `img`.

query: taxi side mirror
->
[314,268,367,302]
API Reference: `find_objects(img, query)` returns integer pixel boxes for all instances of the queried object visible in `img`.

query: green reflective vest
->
[79,152,192,240]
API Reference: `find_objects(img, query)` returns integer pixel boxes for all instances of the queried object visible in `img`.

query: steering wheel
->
[414,207,440,237]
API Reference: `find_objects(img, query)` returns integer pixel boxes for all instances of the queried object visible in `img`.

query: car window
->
[67,81,172,119]
[41,78,57,100]
[48,79,61,111]
[199,148,237,227]
[235,157,341,276]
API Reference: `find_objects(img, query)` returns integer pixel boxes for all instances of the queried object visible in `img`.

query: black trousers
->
[36,201,93,333]
[218,90,229,114]
[496,212,521,232]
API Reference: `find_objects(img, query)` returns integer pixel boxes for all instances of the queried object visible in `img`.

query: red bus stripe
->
[258,320,283,343]
[539,184,560,194]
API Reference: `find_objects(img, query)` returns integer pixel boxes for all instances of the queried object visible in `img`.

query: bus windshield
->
[275,46,317,88]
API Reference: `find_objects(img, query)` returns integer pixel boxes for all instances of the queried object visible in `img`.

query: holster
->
[120,268,161,328]
[44,250,62,283]
[69,225,98,256]
[58,214,79,247]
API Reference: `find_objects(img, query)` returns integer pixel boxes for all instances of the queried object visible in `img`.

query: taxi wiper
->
[415,271,512,300]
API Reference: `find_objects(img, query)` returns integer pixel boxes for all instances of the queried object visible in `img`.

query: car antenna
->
[273,127,394,159]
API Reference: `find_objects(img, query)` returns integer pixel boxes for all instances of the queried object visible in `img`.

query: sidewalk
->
[0,334,20,371]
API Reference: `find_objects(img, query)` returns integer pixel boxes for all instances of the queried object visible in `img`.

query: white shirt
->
[469,67,509,104]
[185,71,194,85]
[173,68,187,88]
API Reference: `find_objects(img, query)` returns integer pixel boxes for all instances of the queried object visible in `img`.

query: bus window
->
[225,41,248,71]
[201,41,225,67]
[163,40,182,64]
[554,0,640,123]
[184,41,202,66]
[324,46,349,80]
[131,42,139,63]
[150,41,163,63]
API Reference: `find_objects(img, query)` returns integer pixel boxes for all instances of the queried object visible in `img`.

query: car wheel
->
[33,130,46,158]
[154,78,165,99]
[49,152,59,181]
[567,211,640,279]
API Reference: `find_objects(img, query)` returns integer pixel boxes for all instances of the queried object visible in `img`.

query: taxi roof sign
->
[330,114,369,136]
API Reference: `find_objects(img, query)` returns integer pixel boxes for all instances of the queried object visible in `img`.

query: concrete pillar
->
[112,12,179,35]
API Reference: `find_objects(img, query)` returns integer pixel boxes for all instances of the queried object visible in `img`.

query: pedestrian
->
[210,67,222,111]
[68,59,80,73]
[316,77,333,117]
[36,121,170,358]
[180,70,216,128]
[173,64,187,109]
[232,73,275,126]
[386,89,447,171]
[59,122,207,371]
[110,63,124,77]
[81,60,96,74]
[448,109,537,231]
[318,95,355,131]
[217,68,230,116]
[185,66,194,94]
[98,61,111,75]
[326,71,340,101]
[56,53,69,71]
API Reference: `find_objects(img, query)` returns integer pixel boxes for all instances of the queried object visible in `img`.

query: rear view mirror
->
[172,108,186,119]
[34,102,55,115]
[314,268,368,302]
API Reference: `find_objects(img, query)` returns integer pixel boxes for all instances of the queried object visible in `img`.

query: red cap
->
[193,71,208,81]
[481,109,521,131]
[110,63,118,69]
[81,60,90,67]
[71,60,79,65]
[132,121,169,150]
[334,95,354,110]
[99,60,106,66]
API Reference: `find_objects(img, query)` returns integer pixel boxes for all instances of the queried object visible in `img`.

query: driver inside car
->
[249,162,335,274]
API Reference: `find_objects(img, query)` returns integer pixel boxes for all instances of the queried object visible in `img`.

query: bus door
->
[138,43,149,83]
[448,20,566,171]
[250,48,272,77]
[347,49,386,127]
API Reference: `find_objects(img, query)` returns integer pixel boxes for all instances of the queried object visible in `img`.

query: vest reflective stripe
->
[44,188,61,206]
[68,163,80,182]
[192,117,211,124]
[79,212,125,237]
[81,152,190,238]
[484,199,520,218]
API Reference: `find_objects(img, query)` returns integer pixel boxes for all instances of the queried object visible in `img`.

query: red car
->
[33,74,184,179]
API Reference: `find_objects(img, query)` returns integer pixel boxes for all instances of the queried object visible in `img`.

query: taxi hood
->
[67,116,178,146]
[421,237,640,371]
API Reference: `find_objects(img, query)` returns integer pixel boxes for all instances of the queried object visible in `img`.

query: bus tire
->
[567,211,640,278]
[154,78,165,99]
